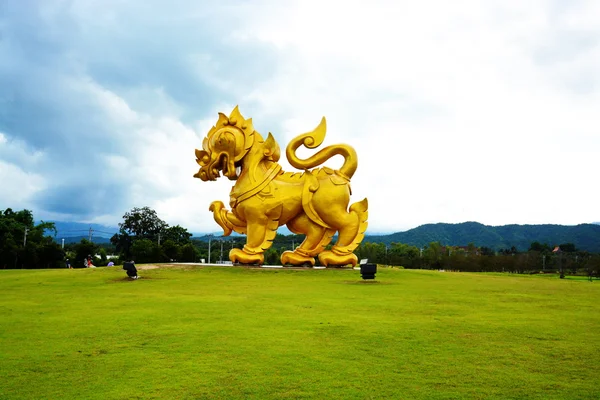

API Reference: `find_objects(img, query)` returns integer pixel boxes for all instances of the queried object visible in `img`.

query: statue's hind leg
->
[281,213,335,266]
[318,198,368,267]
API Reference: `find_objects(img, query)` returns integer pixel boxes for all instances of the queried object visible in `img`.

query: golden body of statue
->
[194,107,368,267]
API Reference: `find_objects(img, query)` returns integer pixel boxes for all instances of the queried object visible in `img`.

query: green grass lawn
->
[1,266,599,399]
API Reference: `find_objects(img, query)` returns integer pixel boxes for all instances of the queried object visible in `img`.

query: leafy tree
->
[131,239,159,264]
[119,207,167,240]
[180,243,198,262]
[73,239,100,268]
[37,238,65,268]
[112,207,194,263]
[499,246,518,255]
[3,208,34,227]
[0,225,19,269]
[98,248,108,265]
[558,243,577,253]
[110,232,133,259]
[162,239,180,261]
[264,248,280,265]
[355,242,386,264]
[529,241,551,253]
[162,225,192,245]
[0,208,63,269]
[585,255,600,277]
[423,242,443,269]
[480,247,495,256]
[388,243,420,268]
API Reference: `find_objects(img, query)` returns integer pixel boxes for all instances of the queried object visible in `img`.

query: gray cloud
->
[37,181,129,216]
[0,0,281,224]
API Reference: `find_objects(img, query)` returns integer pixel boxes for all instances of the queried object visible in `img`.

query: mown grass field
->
[1,266,599,399]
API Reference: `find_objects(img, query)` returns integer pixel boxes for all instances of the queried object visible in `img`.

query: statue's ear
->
[263,132,281,161]
[195,149,210,166]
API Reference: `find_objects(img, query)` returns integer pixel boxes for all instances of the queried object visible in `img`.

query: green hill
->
[366,222,600,252]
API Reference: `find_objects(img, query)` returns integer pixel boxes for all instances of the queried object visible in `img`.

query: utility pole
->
[23,228,29,246]
[88,227,93,242]
[386,244,390,265]
[62,238,65,249]
[207,235,212,264]
[542,255,546,270]
[220,240,224,263]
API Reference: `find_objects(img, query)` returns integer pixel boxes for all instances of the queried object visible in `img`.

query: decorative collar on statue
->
[229,163,282,207]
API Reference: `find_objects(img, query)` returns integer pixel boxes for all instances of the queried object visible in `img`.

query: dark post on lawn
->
[360,263,377,280]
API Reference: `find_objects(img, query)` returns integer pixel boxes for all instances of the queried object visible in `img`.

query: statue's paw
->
[318,251,358,267]
[209,201,225,213]
[281,251,315,267]
[209,201,233,236]
[230,248,264,265]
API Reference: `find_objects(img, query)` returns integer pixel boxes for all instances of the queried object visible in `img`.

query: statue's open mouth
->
[218,153,241,180]
[194,153,241,182]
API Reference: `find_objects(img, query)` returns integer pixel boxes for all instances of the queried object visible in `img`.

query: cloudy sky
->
[1,0,599,234]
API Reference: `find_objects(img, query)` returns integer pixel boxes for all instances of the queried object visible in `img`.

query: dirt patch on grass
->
[137,265,160,270]
[135,263,202,270]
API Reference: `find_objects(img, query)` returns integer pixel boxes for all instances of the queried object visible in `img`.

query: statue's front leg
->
[230,204,282,265]
[209,201,247,236]
[230,222,267,265]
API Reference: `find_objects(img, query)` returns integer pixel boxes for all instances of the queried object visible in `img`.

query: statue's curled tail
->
[285,118,358,179]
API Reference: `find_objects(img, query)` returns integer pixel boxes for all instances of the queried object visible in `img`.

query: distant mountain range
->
[48,221,118,242]
[46,220,600,252]
[44,222,111,244]
[366,222,600,253]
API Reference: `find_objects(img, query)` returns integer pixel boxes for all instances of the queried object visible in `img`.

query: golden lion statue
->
[194,107,368,267]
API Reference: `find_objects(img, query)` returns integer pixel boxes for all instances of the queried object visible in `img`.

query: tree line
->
[0,208,64,268]
[3,206,600,275]
[354,241,600,276]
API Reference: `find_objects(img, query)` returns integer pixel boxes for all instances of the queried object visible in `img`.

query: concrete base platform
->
[165,262,350,270]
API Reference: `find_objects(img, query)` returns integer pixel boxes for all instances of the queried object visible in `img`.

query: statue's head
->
[194,106,255,181]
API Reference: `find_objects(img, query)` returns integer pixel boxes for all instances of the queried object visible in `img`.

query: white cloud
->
[0,133,46,169]
[0,160,46,206]
[223,0,600,230]
[66,77,235,231]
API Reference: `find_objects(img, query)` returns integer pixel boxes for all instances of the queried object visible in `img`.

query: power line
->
[54,229,116,237]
